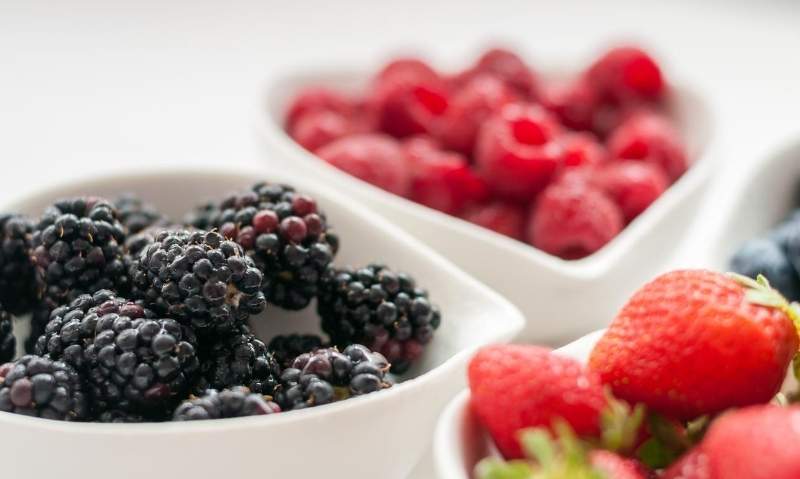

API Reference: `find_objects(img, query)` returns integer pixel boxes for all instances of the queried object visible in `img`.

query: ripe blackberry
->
[0,355,88,421]
[129,230,266,336]
[31,197,129,310]
[318,264,441,374]
[274,344,391,411]
[25,305,51,354]
[199,182,340,310]
[0,306,14,363]
[35,289,200,418]
[98,409,145,423]
[198,325,280,395]
[184,201,220,231]
[268,333,326,369]
[124,224,189,259]
[173,386,281,421]
[0,214,37,314]
[114,194,169,235]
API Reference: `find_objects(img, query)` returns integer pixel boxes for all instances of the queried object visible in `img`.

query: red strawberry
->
[590,271,799,421]
[468,345,607,459]
[699,405,800,479]
[590,450,650,479]
[662,448,710,479]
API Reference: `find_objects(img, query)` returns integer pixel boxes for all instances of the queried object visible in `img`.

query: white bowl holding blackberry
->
[0,167,524,479]
[259,46,716,344]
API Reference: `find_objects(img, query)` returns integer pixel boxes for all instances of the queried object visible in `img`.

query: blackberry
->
[317,264,441,374]
[0,214,37,314]
[198,325,280,395]
[198,182,340,310]
[35,290,200,418]
[274,344,391,411]
[268,333,326,369]
[0,306,13,363]
[0,355,88,421]
[730,238,800,301]
[25,305,51,354]
[173,386,280,421]
[184,201,220,230]
[31,197,129,310]
[114,194,169,235]
[98,409,145,423]
[129,230,266,336]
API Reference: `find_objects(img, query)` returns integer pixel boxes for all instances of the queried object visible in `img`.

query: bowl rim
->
[0,165,525,434]
[256,64,717,282]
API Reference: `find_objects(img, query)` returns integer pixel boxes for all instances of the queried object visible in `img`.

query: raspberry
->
[464,48,538,99]
[608,111,687,182]
[289,109,351,152]
[285,87,354,129]
[369,58,448,138]
[586,46,666,103]
[436,74,514,156]
[475,102,562,201]
[541,79,600,131]
[403,137,489,215]
[528,181,623,259]
[461,201,526,241]
[558,132,608,170]
[316,134,411,196]
[593,161,668,223]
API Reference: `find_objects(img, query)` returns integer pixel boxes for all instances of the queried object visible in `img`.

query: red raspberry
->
[403,137,488,215]
[370,58,449,138]
[289,110,351,152]
[285,87,354,129]
[461,201,526,241]
[463,48,538,99]
[475,103,562,202]
[316,134,411,196]
[436,74,514,156]
[586,46,666,103]
[540,79,599,131]
[528,181,623,259]
[593,161,668,223]
[607,111,687,182]
[558,132,608,170]
[468,345,607,459]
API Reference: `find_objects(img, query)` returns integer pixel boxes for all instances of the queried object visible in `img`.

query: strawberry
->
[468,345,608,459]
[590,450,650,479]
[662,447,710,479]
[589,271,800,421]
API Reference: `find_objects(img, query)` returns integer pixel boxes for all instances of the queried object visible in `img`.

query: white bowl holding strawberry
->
[434,269,800,478]
[260,46,715,344]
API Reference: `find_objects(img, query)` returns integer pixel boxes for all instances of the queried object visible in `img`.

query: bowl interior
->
[262,66,714,274]
[2,167,524,386]
[704,138,800,270]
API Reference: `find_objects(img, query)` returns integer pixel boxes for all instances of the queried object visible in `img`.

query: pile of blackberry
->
[0,182,441,423]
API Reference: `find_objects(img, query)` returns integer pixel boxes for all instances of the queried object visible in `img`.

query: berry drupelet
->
[0,214,37,314]
[114,194,169,235]
[317,264,441,374]
[173,386,280,421]
[0,355,88,421]
[30,197,129,310]
[199,182,340,310]
[129,230,266,336]
[268,333,327,369]
[198,325,280,395]
[274,344,392,411]
[0,305,14,363]
[35,289,200,418]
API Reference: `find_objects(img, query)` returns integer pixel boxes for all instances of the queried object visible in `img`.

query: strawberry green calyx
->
[728,273,800,331]
[475,422,607,479]
[599,390,646,454]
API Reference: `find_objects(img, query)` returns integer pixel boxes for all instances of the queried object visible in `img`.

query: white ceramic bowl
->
[258,66,716,345]
[0,167,524,479]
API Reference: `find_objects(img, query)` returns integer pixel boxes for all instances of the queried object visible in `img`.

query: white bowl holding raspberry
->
[0,167,524,479]
[259,46,715,345]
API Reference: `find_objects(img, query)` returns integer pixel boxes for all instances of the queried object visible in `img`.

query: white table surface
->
[1,1,799,477]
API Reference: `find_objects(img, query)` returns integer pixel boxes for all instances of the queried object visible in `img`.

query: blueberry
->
[730,238,800,300]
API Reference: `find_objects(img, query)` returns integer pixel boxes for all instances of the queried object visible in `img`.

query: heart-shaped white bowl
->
[0,167,524,479]
[258,65,716,345]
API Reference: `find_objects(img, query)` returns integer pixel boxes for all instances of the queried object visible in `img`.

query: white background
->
[2,2,800,475]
